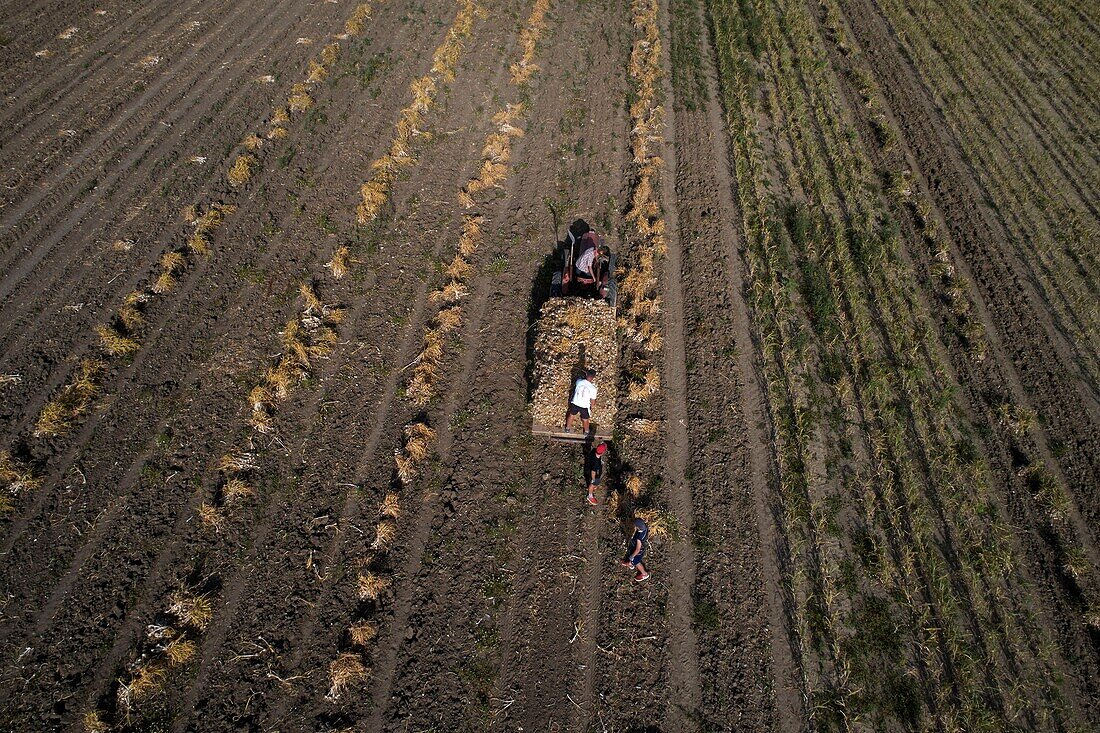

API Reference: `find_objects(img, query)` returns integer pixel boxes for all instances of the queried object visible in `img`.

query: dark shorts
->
[567,404,590,419]
[624,547,645,567]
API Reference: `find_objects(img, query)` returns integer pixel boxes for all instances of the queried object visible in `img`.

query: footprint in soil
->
[441,485,458,518]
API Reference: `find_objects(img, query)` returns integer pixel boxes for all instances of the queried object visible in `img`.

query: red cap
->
[595,443,607,456]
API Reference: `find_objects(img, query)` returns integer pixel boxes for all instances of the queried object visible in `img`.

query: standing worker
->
[565,368,598,434]
[586,441,608,506]
[620,515,650,582]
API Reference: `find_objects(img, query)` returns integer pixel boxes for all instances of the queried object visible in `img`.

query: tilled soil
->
[1,0,1096,730]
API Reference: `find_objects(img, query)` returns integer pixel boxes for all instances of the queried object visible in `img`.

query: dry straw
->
[357,571,391,600]
[227,154,256,187]
[0,451,40,495]
[349,621,378,646]
[372,519,398,549]
[327,246,350,279]
[530,299,618,427]
[357,0,479,225]
[306,59,328,84]
[116,663,166,711]
[168,591,213,630]
[82,711,109,733]
[288,82,314,113]
[344,1,376,35]
[394,421,436,485]
[327,653,368,700]
[636,506,679,539]
[379,492,401,518]
[35,359,106,437]
[95,324,140,357]
[221,478,254,505]
[165,638,197,667]
[509,0,551,84]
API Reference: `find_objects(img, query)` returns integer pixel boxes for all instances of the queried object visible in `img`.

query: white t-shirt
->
[571,378,598,408]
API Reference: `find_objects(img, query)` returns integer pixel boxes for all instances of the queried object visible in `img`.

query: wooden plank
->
[531,419,612,442]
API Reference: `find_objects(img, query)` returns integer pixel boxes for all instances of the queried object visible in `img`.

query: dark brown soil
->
[0,0,1095,730]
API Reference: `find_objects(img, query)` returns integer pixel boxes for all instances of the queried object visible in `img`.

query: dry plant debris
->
[349,621,378,647]
[0,451,40,514]
[325,2,554,701]
[379,492,401,518]
[327,653,368,700]
[530,298,618,428]
[34,359,106,437]
[356,0,479,225]
[167,591,213,631]
[327,246,350,279]
[227,154,256,187]
[357,571,391,600]
[66,5,390,727]
[509,0,551,83]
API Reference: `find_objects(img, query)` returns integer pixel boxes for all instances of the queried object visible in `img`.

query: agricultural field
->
[0,0,1095,729]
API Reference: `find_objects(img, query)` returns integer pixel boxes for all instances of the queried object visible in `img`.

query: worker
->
[586,441,608,506]
[620,515,650,582]
[574,231,611,299]
[565,368,598,434]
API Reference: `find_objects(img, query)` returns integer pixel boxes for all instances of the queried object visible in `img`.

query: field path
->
[665,0,790,728]
[652,0,703,727]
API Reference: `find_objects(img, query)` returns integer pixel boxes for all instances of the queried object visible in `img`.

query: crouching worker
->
[620,515,650,582]
[574,231,611,300]
[565,368,598,434]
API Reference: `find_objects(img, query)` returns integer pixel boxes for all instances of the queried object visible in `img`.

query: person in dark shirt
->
[620,516,650,582]
[586,441,608,506]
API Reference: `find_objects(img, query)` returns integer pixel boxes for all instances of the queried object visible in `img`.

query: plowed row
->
[0,0,1094,730]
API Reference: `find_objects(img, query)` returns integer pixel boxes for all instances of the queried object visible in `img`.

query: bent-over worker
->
[573,231,611,299]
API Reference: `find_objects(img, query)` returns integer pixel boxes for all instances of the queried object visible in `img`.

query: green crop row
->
[870,0,1100,384]
[707,0,1087,728]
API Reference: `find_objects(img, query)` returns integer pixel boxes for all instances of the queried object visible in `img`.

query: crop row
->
[73,3,420,729]
[707,0,856,721]
[99,0,486,718]
[604,0,673,539]
[81,268,343,729]
[820,0,1098,640]
[0,450,40,514]
[325,0,554,703]
[355,0,480,226]
[869,0,1100,383]
[0,2,383,528]
[709,0,1082,728]
[771,0,1074,725]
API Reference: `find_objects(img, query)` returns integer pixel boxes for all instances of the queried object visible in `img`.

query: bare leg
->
[581,417,590,434]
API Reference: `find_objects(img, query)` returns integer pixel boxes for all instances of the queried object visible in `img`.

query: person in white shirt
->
[565,368,598,434]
